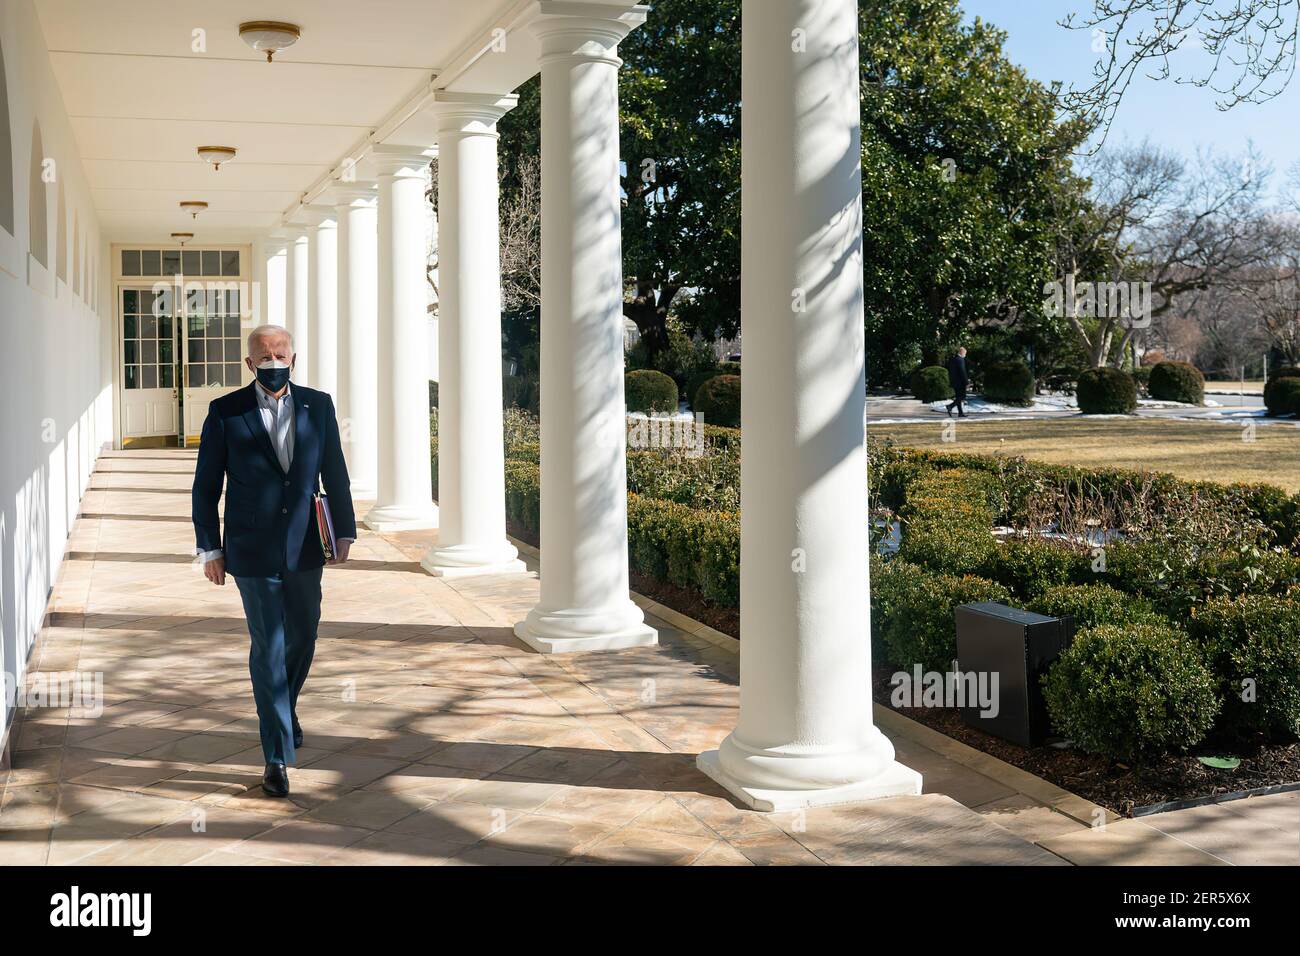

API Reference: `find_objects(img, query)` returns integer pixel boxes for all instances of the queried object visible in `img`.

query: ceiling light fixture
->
[239,21,301,62]
[179,200,209,218]
[197,145,237,170]
[171,232,194,246]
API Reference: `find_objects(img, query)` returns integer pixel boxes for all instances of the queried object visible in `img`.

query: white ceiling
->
[34,0,525,242]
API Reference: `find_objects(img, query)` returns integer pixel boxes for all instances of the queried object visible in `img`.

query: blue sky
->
[960,0,1298,198]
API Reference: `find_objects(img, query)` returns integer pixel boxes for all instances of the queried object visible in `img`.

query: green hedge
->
[1043,623,1221,761]
[625,369,679,413]
[1029,583,1164,630]
[980,537,1090,598]
[1077,366,1137,414]
[871,558,1011,672]
[897,469,997,574]
[911,365,953,403]
[981,359,1036,406]
[1148,361,1205,405]
[867,438,1300,550]
[1188,594,1300,739]
[627,493,740,606]
[694,374,741,427]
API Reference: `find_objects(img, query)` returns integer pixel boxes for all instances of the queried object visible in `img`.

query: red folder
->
[313,492,337,561]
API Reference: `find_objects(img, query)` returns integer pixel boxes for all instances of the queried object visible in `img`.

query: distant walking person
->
[191,324,356,798]
[946,347,969,418]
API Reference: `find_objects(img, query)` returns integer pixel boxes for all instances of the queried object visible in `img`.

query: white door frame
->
[111,244,253,449]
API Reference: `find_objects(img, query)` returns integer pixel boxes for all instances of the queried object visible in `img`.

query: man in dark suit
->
[192,324,355,797]
[946,346,969,418]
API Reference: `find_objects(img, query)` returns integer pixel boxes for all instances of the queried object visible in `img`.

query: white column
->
[252,235,267,325]
[285,228,310,381]
[514,6,656,653]
[266,239,287,327]
[697,0,921,812]
[364,145,438,531]
[420,93,525,579]
[333,183,379,500]
[305,207,339,396]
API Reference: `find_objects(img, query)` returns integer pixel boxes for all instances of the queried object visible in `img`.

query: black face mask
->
[255,362,291,392]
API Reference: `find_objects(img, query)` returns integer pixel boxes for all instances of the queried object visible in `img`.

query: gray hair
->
[247,324,294,355]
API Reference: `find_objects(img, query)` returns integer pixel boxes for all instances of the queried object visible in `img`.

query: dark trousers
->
[233,567,323,765]
[948,385,967,415]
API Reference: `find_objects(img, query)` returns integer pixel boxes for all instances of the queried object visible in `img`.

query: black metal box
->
[954,602,1074,747]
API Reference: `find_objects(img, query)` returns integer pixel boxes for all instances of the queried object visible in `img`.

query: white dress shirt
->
[196,382,351,565]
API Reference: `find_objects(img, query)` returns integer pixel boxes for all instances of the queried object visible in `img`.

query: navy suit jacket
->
[192,382,357,577]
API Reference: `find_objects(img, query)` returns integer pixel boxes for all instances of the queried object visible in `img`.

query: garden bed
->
[871,673,1300,816]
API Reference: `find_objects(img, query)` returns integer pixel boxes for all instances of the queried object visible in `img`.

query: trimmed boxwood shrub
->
[1187,594,1300,739]
[911,365,953,403]
[503,460,541,539]
[871,558,1011,672]
[1076,366,1137,414]
[898,469,996,574]
[626,493,740,606]
[694,374,741,427]
[1263,366,1300,417]
[980,537,1090,598]
[1147,361,1205,405]
[1029,583,1164,630]
[867,437,1300,550]
[981,359,1036,406]
[1043,623,1220,761]
[1264,375,1300,417]
[625,369,678,413]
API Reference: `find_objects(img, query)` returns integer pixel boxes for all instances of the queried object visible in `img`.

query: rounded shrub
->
[1263,370,1300,417]
[1147,361,1205,405]
[981,359,1036,406]
[685,366,720,411]
[911,365,954,403]
[980,538,1090,598]
[1043,623,1220,761]
[1076,367,1137,414]
[1029,583,1163,630]
[871,559,1011,672]
[694,374,741,427]
[625,369,678,414]
[1187,594,1300,739]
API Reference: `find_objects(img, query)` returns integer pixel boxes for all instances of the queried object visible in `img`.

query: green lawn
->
[868,417,1300,493]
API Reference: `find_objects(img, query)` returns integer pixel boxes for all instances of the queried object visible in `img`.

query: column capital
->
[370,144,434,179]
[277,223,309,240]
[430,91,518,136]
[325,182,378,209]
[295,204,338,229]
[530,1,648,65]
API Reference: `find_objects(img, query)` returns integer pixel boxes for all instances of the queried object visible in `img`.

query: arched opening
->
[29,121,48,266]
[0,34,14,237]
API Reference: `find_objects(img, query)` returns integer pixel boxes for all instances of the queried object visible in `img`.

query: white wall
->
[0,0,111,754]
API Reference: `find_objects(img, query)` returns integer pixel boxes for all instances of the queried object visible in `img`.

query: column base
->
[363,502,438,533]
[421,541,527,578]
[696,749,922,812]
[513,602,658,654]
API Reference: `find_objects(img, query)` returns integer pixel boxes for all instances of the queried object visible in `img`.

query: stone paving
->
[1,450,1295,866]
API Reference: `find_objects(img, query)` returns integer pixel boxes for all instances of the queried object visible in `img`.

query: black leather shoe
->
[262,762,290,798]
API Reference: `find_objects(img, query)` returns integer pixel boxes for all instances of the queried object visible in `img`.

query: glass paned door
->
[181,283,249,444]
[119,288,179,447]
